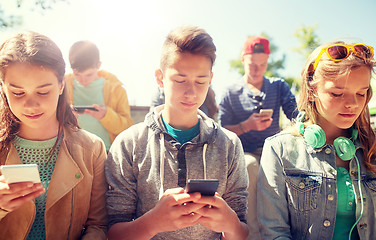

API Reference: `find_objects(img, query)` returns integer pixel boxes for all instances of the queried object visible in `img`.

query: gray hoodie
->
[105,106,248,239]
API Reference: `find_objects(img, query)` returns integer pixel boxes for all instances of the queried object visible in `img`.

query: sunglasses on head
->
[310,44,374,77]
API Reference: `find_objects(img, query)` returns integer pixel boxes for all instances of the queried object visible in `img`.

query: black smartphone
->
[186,179,219,196]
[73,105,98,113]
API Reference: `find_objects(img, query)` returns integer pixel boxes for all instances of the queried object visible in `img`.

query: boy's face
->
[156,52,213,126]
[73,62,101,87]
[242,53,269,84]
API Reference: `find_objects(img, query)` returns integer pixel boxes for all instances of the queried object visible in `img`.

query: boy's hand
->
[243,113,272,132]
[84,104,107,120]
[0,176,45,212]
[145,188,205,235]
[193,193,245,237]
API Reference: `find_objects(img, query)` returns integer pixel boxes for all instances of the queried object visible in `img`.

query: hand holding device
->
[186,179,219,196]
[0,164,44,212]
[0,164,41,183]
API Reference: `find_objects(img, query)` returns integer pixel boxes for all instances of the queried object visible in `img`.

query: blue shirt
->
[218,76,298,153]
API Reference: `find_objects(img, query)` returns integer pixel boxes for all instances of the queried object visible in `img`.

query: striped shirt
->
[218,76,298,153]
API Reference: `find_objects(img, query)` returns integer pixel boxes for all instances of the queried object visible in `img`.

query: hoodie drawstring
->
[202,143,208,180]
[159,133,165,199]
[158,133,209,199]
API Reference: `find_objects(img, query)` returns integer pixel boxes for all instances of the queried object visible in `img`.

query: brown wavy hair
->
[0,31,79,156]
[299,40,376,172]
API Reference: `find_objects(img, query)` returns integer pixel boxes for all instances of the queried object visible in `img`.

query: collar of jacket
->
[1,127,84,212]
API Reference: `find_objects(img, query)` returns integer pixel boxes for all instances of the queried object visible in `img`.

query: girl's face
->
[314,66,370,136]
[2,63,64,140]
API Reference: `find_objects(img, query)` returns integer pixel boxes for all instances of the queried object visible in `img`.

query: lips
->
[24,113,43,119]
[182,102,196,107]
[340,113,356,118]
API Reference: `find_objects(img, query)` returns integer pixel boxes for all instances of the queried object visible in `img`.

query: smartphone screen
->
[0,164,41,183]
[186,179,219,196]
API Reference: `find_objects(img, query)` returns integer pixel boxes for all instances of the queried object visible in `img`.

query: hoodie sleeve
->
[221,133,249,223]
[105,130,138,228]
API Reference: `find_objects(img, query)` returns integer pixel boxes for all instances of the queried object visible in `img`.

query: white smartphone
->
[259,109,273,117]
[0,164,41,184]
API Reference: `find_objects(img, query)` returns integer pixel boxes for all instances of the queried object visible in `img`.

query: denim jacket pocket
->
[285,169,322,212]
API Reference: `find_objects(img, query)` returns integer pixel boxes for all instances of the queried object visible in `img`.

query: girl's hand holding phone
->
[0,175,44,212]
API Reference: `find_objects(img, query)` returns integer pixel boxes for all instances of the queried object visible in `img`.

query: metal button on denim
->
[299,182,305,189]
[360,223,367,229]
[328,194,334,201]
[325,148,332,154]
[323,220,331,227]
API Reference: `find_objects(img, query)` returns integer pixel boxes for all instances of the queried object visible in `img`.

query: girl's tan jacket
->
[0,127,108,240]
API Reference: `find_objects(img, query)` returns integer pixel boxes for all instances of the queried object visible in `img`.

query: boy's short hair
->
[69,40,100,72]
[160,26,216,70]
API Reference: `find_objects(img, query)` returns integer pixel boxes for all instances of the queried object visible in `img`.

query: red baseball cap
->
[242,36,270,56]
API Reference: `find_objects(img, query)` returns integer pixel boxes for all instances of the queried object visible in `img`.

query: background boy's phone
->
[186,179,219,196]
[73,105,98,113]
[259,109,273,117]
[0,164,41,184]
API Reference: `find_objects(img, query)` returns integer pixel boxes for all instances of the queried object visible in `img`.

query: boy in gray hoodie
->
[105,26,249,240]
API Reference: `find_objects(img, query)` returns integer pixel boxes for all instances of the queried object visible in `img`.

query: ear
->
[209,72,213,85]
[155,69,164,88]
[59,78,65,95]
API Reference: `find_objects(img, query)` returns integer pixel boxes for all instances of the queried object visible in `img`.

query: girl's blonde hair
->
[299,40,376,171]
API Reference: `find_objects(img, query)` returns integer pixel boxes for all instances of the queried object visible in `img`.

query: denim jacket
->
[257,132,376,240]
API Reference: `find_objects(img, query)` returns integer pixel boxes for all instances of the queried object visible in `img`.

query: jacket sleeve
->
[100,84,133,136]
[257,138,292,239]
[82,140,108,240]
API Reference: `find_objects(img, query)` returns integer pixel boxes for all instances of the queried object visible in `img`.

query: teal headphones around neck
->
[296,112,363,240]
[296,112,357,161]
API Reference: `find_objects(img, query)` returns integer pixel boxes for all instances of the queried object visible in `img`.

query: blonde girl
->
[257,41,376,240]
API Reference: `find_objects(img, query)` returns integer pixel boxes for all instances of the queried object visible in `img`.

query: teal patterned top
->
[13,135,62,240]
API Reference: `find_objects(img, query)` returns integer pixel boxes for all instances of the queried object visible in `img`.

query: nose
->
[344,94,359,108]
[184,82,196,98]
[24,96,39,109]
